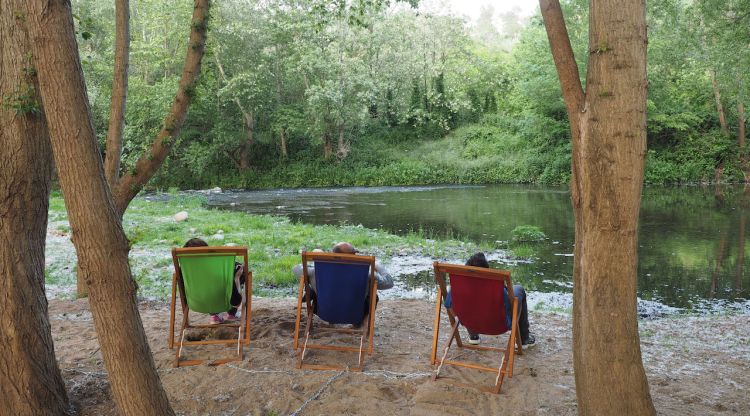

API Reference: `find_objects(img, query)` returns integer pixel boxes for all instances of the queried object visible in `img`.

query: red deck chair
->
[431,262,523,393]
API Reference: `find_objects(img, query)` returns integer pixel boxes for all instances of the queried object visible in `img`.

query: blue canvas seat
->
[293,252,377,371]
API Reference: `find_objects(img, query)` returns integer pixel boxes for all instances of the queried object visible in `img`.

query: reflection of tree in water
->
[399,270,434,292]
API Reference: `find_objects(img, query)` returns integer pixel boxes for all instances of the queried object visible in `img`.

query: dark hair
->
[466,252,489,268]
[184,238,208,248]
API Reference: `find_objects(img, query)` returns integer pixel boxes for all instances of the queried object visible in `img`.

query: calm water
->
[206,185,750,309]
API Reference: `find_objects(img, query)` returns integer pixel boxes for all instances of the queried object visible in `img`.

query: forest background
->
[71,0,749,189]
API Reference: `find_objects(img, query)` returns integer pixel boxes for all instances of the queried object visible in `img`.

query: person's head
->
[184,238,208,248]
[466,252,489,268]
[332,242,358,254]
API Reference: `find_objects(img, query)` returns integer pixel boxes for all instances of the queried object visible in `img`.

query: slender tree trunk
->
[738,100,748,182]
[711,69,729,135]
[25,2,175,415]
[104,0,130,189]
[0,3,71,413]
[113,0,210,216]
[540,1,655,414]
[323,130,333,158]
[280,127,288,159]
[239,111,254,170]
[336,123,349,160]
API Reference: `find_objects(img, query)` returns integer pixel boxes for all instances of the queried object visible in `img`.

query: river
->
[205,184,750,311]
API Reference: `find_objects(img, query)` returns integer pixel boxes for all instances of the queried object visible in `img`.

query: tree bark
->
[336,123,349,160]
[113,0,210,216]
[540,1,656,414]
[280,127,288,159]
[710,69,729,135]
[24,2,175,415]
[323,130,333,158]
[104,0,130,189]
[0,3,71,413]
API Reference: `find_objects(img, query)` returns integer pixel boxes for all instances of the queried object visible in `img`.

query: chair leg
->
[293,276,305,350]
[433,320,460,381]
[169,272,177,349]
[431,286,443,365]
[297,312,313,368]
[492,348,510,394]
[508,298,520,377]
[367,282,377,355]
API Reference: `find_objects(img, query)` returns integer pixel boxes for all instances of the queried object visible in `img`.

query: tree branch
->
[114,0,210,216]
[104,0,130,189]
[539,0,585,114]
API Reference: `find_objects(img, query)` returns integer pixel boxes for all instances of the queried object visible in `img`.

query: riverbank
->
[54,297,750,415]
[46,194,506,299]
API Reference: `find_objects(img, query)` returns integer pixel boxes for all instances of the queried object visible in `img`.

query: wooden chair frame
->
[431,262,523,394]
[168,246,252,367]
[293,252,377,372]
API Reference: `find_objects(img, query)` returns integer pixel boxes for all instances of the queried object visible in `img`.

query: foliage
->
[70,0,750,189]
[511,225,547,243]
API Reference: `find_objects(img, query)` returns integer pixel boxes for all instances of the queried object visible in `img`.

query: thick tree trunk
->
[0,3,71,413]
[113,0,210,216]
[104,0,130,189]
[540,1,656,414]
[25,2,175,415]
[710,69,729,135]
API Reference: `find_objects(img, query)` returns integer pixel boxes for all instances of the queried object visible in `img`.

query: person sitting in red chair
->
[444,252,535,346]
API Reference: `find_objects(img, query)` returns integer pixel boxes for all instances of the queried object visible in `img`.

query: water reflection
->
[205,184,750,309]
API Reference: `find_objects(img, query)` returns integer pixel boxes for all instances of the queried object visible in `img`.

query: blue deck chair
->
[292,252,377,371]
[169,246,252,367]
[430,262,523,393]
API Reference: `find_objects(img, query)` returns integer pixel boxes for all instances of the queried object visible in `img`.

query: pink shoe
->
[223,312,240,322]
[209,314,224,325]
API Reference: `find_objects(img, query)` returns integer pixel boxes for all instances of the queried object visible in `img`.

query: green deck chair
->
[169,246,252,367]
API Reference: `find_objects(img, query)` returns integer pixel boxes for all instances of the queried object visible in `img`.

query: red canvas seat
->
[430,262,523,393]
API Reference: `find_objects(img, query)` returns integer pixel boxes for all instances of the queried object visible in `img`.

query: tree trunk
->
[336,123,349,160]
[738,100,748,182]
[239,111,254,170]
[104,0,130,189]
[323,130,333,158]
[113,0,210,217]
[710,69,729,135]
[24,2,175,415]
[280,127,288,159]
[540,1,656,414]
[0,3,71,413]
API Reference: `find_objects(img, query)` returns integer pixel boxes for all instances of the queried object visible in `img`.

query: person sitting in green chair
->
[183,238,245,324]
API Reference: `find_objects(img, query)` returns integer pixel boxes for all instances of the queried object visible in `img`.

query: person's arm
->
[373,262,394,290]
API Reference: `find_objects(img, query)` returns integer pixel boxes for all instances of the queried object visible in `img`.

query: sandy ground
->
[52,297,749,416]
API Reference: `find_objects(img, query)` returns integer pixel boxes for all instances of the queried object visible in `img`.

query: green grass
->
[47,195,497,298]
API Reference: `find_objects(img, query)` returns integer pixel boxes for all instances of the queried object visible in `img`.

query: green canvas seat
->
[169,246,252,367]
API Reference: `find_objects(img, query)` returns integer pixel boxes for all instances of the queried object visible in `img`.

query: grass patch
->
[47,195,497,298]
